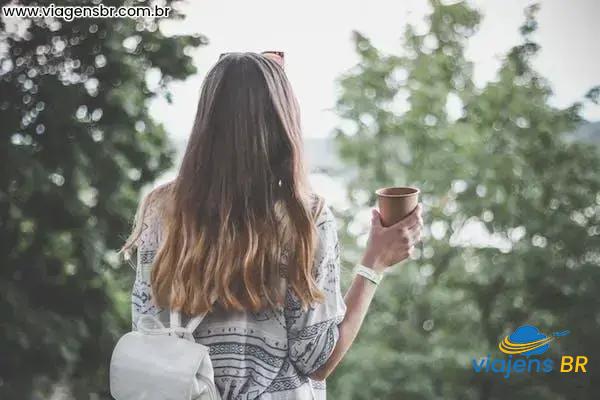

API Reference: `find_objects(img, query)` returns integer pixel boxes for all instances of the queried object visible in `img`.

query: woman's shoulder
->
[138,181,174,219]
[308,193,334,226]
[120,181,175,256]
[144,181,174,207]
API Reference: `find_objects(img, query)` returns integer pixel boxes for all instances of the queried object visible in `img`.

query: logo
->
[472,324,588,379]
[498,325,570,356]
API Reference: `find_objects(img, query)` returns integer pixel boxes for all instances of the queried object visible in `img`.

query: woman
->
[121,52,423,400]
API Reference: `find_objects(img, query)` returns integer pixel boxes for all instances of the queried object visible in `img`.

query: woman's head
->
[184,52,308,218]
[126,52,323,314]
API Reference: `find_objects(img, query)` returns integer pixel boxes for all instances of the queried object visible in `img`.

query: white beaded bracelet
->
[353,264,384,285]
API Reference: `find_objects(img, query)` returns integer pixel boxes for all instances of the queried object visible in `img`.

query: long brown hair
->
[121,53,323,314]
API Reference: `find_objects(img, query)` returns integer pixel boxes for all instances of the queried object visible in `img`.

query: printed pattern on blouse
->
[131,194,345,400]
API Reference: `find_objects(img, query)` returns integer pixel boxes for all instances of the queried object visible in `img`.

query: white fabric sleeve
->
[284,204,346,375]
[131,198,167,330]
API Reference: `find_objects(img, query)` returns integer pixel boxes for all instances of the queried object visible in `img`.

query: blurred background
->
[1,0,599,399]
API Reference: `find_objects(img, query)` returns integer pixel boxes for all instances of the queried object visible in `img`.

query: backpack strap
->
[169,310,207,336]
[170,293,218,336]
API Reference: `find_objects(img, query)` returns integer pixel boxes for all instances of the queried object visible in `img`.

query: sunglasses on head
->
[219,51,285,68]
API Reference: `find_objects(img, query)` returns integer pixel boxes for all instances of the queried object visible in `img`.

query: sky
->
[150,0,600,143]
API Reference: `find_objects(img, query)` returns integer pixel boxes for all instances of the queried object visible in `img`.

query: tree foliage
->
[329,1,600,399]
[0,1,205,398]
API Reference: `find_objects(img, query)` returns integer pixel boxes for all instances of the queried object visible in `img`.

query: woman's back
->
[131,190,345,399]
[124,51,423,400]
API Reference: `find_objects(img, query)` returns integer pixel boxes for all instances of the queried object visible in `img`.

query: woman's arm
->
[130,191,168,329]
[309,205,422,381]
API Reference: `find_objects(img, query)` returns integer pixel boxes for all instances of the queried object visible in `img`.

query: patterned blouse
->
[131,196,346,400]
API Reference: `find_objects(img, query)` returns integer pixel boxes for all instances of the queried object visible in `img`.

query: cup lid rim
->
[375,186,420,197]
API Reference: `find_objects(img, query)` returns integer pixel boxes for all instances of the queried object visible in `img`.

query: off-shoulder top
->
[131,195,346,400]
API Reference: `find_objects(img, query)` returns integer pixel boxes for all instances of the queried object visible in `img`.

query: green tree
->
[0,1,205,398]
[329,1,600,399]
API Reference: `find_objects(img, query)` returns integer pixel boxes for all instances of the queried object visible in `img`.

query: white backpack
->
[110,309,221,400]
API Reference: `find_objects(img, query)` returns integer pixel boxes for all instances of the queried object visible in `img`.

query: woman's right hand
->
[361,204,423,272]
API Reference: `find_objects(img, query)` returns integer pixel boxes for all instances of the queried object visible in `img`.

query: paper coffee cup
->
[376,187,420,227]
